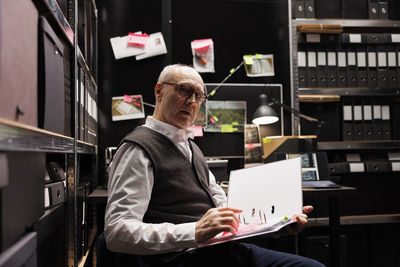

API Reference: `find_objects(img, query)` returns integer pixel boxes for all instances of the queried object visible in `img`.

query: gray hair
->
[157,64,195,83]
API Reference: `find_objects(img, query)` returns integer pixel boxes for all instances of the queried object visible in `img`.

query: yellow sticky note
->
[243,55,254,65]
[213,115,219,122]
[255,53,263,59]
[210,89,217,96]
[232,122,239,125]
[230,68,235,74]
[263,137,272,143]
[282,214,289,222]
[233,127,238,132]
[221,124,234,133]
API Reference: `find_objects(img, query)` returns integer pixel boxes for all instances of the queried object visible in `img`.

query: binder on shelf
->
[337,49,348,88]
[304,0,316,18]
[342,104,353,140]
[353,104,364,140]
[363,104,374,140]
[368,0,380,19]
[307,50,318,88]
[298,51,308,88]
[79,68,85,141]
[294,0,306,18]
[315,0,341,18]
[329,162,349,175]
[387,41,398,89]
[367,46,378,89]
[349,162,365,172]
[357,48,368,88]
[378,1,389,19]
[365,161,390,172]
[377,45,388,89]
[372,104,384,140]
[44,181,66,209]
[388,0,400,20]
[327,50,338,87]
[341,0,369,19]
[394,34,400,89]
[317,51,327,87]
[347,48,358,88]
[391,162,400,171]
[381,105,391,140]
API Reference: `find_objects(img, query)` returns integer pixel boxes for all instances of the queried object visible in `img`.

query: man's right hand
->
[195,207,242,243]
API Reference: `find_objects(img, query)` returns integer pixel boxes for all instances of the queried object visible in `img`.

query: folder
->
[367,46,378,89]
[378,1,389,19]
[368,0,380,19]
[381,105,391,140]
[298,51,307,88]
[304,0,316,18]
[317,51,327,87]
[294,0,306,18]
[373,104,384,140]
[307,50,318,88]
[363,104,374,140]
[337,49,348,88]
[377,45,388,89]
[342,104,353,140]
[365,161,390,172]
[347,48,358,88]
[353,104,364,140]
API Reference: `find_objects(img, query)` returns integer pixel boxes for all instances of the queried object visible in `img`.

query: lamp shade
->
[252,94,279,125]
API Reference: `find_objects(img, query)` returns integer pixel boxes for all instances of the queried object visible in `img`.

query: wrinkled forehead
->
[172,67,204,91]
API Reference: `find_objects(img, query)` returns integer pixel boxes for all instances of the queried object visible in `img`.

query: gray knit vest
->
[121,126,216,224]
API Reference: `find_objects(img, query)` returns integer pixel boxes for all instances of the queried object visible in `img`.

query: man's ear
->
[154,83,162,100]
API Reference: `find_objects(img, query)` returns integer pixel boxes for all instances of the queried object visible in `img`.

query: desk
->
[89,186,356,267]
[303,186,356,267]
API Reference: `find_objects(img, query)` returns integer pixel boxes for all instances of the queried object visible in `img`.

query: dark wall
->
[96,0,291,186]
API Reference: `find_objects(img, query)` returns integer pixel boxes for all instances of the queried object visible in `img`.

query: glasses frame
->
[161,82,208,105]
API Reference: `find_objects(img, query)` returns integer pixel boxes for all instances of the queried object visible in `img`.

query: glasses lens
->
[178,84,206,104]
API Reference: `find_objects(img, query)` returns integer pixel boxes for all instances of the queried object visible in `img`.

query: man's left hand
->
[282,205,313,235]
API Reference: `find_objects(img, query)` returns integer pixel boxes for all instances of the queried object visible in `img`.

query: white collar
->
[144,116,194,141]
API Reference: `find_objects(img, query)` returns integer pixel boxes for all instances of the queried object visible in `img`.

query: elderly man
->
[104,64,325,266]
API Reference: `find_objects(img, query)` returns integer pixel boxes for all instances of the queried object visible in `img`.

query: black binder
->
[386,42,398,89]
[372,104,384,140]
[294,0,306,18]
[378,1,389,19]
[353,103,364,140]
[304,0,316,18]
[365,161,390,172]
[317,51,328,87]
[337,48,348,88]
[341,0,369,18]
[38,17,66,136]
[381,105,392,140]
[388,0,400,20]
[307,50,318,88]
[377,44,388,89]
[347,48,358,88]
[362,104,374,140]
[298,51,308,88]
[315,0,341,18]
[342,103,354,140]
[367,45,378,89]
[368,0,380,19]
[357,48,368,88]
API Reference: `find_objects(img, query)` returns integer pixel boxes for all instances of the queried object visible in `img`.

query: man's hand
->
[282,205,313,236]
[195,207,242,243]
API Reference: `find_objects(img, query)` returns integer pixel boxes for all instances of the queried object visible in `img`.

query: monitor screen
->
[193,83,283,158]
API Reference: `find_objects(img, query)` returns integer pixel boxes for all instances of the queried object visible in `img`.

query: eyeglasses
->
[162,82,207,105]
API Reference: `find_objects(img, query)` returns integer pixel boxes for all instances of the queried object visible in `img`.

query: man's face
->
[154,67,205,129]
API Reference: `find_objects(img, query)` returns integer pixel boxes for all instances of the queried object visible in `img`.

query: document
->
[197,158,302,248]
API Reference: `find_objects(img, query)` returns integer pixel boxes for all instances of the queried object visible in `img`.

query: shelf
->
[308,213,400,227]
[318,140,400,150]
[293,19,400,28]
[34,0,74,46]
[0,118,96,154]
[299,88,400,96]
[0,118,74,153]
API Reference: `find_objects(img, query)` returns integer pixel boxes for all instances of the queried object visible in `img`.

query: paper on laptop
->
[198,157,303,247]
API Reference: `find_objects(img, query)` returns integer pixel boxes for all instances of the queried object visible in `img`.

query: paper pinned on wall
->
[127,32,149,47]
[111,95,145,121]
[136,32,168,60]
[191,38,215,73]
[110,31,146,60]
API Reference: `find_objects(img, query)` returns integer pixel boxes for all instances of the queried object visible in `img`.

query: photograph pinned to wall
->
[243,54,274,77]
[111,94,145,121]
[244,124,264,168]
[193,104,207,128]
[191,38,215,73]
[205,101,246,133]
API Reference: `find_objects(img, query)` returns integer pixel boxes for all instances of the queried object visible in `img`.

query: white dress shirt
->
[104,116,227,255]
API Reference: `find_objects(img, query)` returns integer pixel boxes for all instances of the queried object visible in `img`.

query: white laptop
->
[198,157,303,247]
